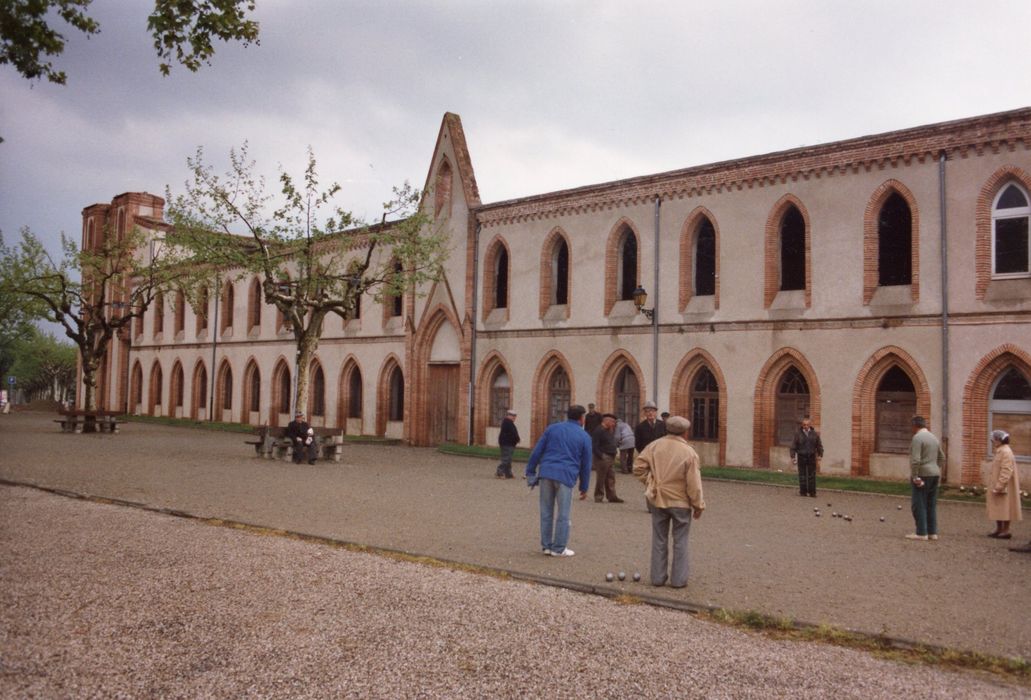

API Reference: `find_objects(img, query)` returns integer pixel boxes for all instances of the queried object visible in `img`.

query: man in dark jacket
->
[583,403,603,433]
[496,409,520,479]
[634,401,667,454]
[591,413,623,503]
[790,417,823,497]
[286,411,318,465]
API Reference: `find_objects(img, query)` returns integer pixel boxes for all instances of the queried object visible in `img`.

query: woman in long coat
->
[986,430,1022,538]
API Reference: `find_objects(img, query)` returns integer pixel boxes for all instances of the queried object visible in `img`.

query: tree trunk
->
[292,312,326,417]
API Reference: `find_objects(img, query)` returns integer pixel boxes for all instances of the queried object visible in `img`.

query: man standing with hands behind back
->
[790,417,823,497]
[907,415,945,541]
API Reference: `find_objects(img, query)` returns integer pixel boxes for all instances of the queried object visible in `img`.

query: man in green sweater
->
[906,415,945,541]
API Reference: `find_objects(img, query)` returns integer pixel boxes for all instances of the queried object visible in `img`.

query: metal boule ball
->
[605,572,614,582]
[880,517,885,522]
[633,572,641,582]
[815,512,821,517]
[827,503,832,507]
[813,507,819,512]
[897,505,903,510]
[618,571,626,581]
[959,485,966,491]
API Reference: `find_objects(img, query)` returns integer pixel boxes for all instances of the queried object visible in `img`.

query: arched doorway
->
[753,349,820,469]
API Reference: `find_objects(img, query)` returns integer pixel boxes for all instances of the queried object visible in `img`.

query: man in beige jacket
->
[632,416,705,588]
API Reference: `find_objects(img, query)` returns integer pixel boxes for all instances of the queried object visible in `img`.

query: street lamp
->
[632,286,654,321]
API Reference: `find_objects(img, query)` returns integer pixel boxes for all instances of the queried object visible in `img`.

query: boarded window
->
[614,366,640,424]
[547,368,571,425]
[875,366,916,453]
[991,367,1031,459]
[490,370,510,427]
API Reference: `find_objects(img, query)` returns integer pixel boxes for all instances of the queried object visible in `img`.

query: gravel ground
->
[2,485,1027,699]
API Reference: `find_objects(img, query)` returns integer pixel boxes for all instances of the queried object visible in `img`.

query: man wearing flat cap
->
[633,415,705,588]
[496,408,521,479]
[286,410,318,465]
[634,400,666,455]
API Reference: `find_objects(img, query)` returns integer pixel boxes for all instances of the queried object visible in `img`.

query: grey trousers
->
[650,506,693,587]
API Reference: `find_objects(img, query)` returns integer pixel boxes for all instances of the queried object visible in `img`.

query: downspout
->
[938,150,950,482]
[468,220,481,445]
[209,274,220,421]
[652,196,661,404]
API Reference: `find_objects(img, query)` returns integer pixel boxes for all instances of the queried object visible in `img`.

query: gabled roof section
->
[423,112,480,209]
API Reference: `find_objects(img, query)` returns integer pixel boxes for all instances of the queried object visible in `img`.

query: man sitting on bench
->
[286,411,318,465]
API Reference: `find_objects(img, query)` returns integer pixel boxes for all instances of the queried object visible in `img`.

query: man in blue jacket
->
[525,404,593,557]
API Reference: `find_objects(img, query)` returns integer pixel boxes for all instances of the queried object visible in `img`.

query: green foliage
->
[167,143,449,413]
[0,0,256,85]
[147,0,259,76]
[6,326,76,401]
[0,0,98,85]
[0,225,191,410]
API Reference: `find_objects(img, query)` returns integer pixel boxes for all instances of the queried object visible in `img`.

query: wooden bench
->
[54,410,123,434]
[245,426,345,462]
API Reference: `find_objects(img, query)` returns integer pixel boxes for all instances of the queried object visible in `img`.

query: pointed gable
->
[423,112,480,214]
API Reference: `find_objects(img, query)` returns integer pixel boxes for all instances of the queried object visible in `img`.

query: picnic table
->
[54,410,124,434]
[244,426,345,462]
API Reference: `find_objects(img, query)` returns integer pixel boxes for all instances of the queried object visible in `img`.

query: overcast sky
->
[3,0,1031,256]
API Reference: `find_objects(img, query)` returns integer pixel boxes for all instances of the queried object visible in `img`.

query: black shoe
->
[608,497,625,503]
[308,460,316,465]
[1009,541,1031,553]
[808,493,817,498]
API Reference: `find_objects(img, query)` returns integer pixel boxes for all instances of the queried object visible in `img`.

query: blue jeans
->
[911,476,940,536]
[539,478,573,554]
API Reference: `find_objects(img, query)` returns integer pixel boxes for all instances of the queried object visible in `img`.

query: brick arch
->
[863,180,921,304]
[242,357,261,425]
[850,346,932,476]
[376,354,404,437]
[962,344,1031,484]
[539,227,572,318]
[764,194,812,309]
[604,217,642,315]
[595,349,647,420]
[531,350,576,442]
[409,305,465,445]
[336,355,363,432]
[753,348,821,468]
[669,349,728,466]
[270,357,292,426]
[482,234,511,320]
[679,207,721,311]
[247,277,262,331]
[190,359,207,419]
[975,166,1031,299]
[168,359,185,417]
[474,350,514,445]
[147,359,163,416]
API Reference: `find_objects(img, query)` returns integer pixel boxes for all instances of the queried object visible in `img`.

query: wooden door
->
[428,364,459,444]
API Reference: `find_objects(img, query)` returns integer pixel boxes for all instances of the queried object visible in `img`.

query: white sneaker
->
[549,548,575,557]
[929,534,939,541]
[905,534,928,541]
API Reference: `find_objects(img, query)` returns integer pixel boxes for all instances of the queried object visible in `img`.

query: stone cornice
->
[474,107,1031,227]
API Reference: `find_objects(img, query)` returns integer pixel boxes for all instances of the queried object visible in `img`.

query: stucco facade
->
[80,109,1031,485]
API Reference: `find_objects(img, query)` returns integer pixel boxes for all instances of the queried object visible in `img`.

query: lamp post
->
[632,286,655,320]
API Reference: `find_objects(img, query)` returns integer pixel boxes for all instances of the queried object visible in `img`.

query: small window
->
[347,368,363,419]
[153,293,165,337]
[878,193,913,286]
[494,247,509,309]
[248,367,261,413]
[993,184,1030,277]
[695,218,716,297]
[388,366,404,421]
[780,207,806,291]
[619,229,638,301]
[553,239,570,305]
[312,365,325,417]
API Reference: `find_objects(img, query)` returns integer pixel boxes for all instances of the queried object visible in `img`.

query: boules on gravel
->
[880,516,885,522]
[633,572,641,582]
[618,571,626,581]
[605,572,614,582]
[897,505,903,510]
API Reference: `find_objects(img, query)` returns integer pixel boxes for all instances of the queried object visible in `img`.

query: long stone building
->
[80,109,1031,486]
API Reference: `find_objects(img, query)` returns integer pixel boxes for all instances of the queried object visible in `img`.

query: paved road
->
[1,411,1028,660]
